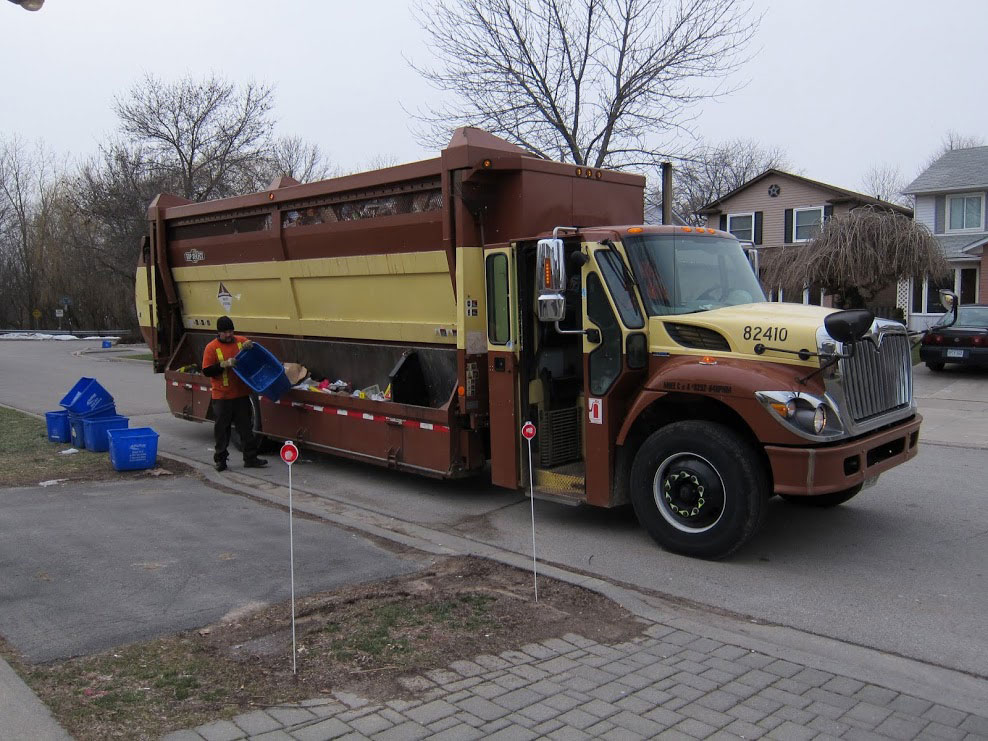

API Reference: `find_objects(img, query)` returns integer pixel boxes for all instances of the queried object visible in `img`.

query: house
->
[902,146,987,330]
[698,169,912,306]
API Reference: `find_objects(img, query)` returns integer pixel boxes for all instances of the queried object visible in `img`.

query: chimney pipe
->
[661,162,673,225]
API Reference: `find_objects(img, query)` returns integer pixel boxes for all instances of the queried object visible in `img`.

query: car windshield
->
[953,306,988,327]
[623,234,765,316]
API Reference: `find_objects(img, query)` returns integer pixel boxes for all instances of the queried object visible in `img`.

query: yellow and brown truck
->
[136,128,920,559]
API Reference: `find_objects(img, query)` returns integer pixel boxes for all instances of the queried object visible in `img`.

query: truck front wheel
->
[630,421,768,559]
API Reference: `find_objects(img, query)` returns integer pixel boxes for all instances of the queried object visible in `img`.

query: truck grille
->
[838,333,912,422]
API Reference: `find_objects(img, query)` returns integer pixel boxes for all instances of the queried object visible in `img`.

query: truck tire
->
[630,421,768,559]
[779,483,863,508]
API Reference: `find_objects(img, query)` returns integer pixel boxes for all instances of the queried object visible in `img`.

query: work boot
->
[244,457,268,468]
[215,460,228,472]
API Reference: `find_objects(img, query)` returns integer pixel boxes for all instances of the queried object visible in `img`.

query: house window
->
[947,193,983,231]
[727,213,754,242]
[912,268,980,314]
[794,207,823,242]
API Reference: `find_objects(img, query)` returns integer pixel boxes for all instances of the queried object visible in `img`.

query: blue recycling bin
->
[83,415,129,453]
[59,377,114,415]
[108,427,159,471]
[45,410,71,443]
[234,343,291,401]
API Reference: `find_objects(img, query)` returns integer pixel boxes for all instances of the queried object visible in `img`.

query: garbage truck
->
[135,127,921,558]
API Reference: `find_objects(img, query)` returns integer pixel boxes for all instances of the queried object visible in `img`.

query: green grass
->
[325,594,495,665]
[0,406,114,487]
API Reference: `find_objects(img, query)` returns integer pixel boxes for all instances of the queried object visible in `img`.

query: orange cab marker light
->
[681,226,693,232]
[769,401,789,416]
[458,385,466,396]
[698,355,717,365]
[575,168,583,176]
[595,171,602,179]
[627,227,644,234]
[707,228,716,234]
[483,159,493,168]
[268,193,275,200]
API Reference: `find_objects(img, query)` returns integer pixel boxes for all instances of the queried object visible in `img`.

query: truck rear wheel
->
[630,421,768,559]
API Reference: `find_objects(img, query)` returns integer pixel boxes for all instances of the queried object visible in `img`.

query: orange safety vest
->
[203,336,250,400]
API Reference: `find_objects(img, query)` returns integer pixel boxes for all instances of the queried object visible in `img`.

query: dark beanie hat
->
[216,316,234,332]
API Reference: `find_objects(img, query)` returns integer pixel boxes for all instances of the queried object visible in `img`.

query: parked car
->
[920,304,988,371]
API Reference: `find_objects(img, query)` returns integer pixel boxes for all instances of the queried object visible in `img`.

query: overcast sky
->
[1,0,983,193]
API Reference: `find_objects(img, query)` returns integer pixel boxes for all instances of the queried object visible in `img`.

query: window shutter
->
[934,196,945,234]
[719,214,727,231]
[823,205,833,221]
[754,211,763,245]
[784,209,793,243]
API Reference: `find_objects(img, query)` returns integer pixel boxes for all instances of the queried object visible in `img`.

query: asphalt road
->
[1,339,986,677]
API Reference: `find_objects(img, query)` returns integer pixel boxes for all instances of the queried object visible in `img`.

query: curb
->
[161,450,988,718]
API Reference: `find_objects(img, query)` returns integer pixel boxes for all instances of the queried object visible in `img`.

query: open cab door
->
[484,244,521,488]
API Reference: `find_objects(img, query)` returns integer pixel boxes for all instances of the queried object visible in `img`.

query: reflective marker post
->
[521,421,538,602]
[280,440,300,673]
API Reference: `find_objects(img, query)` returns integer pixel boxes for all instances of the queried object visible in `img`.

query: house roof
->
[935,233,988,259]
[903,146,988,194]
[698,169,912,216]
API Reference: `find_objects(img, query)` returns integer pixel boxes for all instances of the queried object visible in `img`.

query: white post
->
[287,443,297,675]
[527,435,538,602]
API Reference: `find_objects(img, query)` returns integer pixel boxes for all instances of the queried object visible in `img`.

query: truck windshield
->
[623,234,765,316]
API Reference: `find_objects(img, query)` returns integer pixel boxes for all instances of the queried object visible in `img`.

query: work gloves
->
[242,340,254,349]
[220,358,237,369]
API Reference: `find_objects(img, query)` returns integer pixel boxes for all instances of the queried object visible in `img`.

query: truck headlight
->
[755,391,843,440]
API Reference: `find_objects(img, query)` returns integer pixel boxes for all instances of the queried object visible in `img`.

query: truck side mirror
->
[824,309,874,343]
[938,289,959,328]
[741,242,759,278]
[536,238,566,322]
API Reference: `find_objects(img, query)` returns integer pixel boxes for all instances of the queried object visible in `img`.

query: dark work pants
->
[212,396,259,463]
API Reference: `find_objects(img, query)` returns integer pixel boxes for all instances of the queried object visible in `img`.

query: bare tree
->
[412,0,759,170]
[859,163,912,209]
[261,136,335,184]
[922,130,986,170]
[649,138,789,224]
[0,137,61,328]
[761,206,949,310]
[114,74,275,201]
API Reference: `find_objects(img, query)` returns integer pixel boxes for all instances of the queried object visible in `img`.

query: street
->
[1,338,986,679]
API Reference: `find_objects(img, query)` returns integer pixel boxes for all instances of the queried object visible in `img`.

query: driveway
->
[912,363,988,448]
[0,475,421,662]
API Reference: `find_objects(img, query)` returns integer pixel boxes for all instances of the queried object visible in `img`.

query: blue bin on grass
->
[107,427,159,471]
[59,377,114,415]
[234,343,291,401]
[83,415,129,453]
[45,410,71,443]
[68,404,117,449]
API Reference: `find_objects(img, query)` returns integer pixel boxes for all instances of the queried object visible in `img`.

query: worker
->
[202,316,268,472]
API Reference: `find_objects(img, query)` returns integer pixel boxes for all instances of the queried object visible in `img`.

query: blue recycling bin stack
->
[68,405,117,449]
[234,343,291,401]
